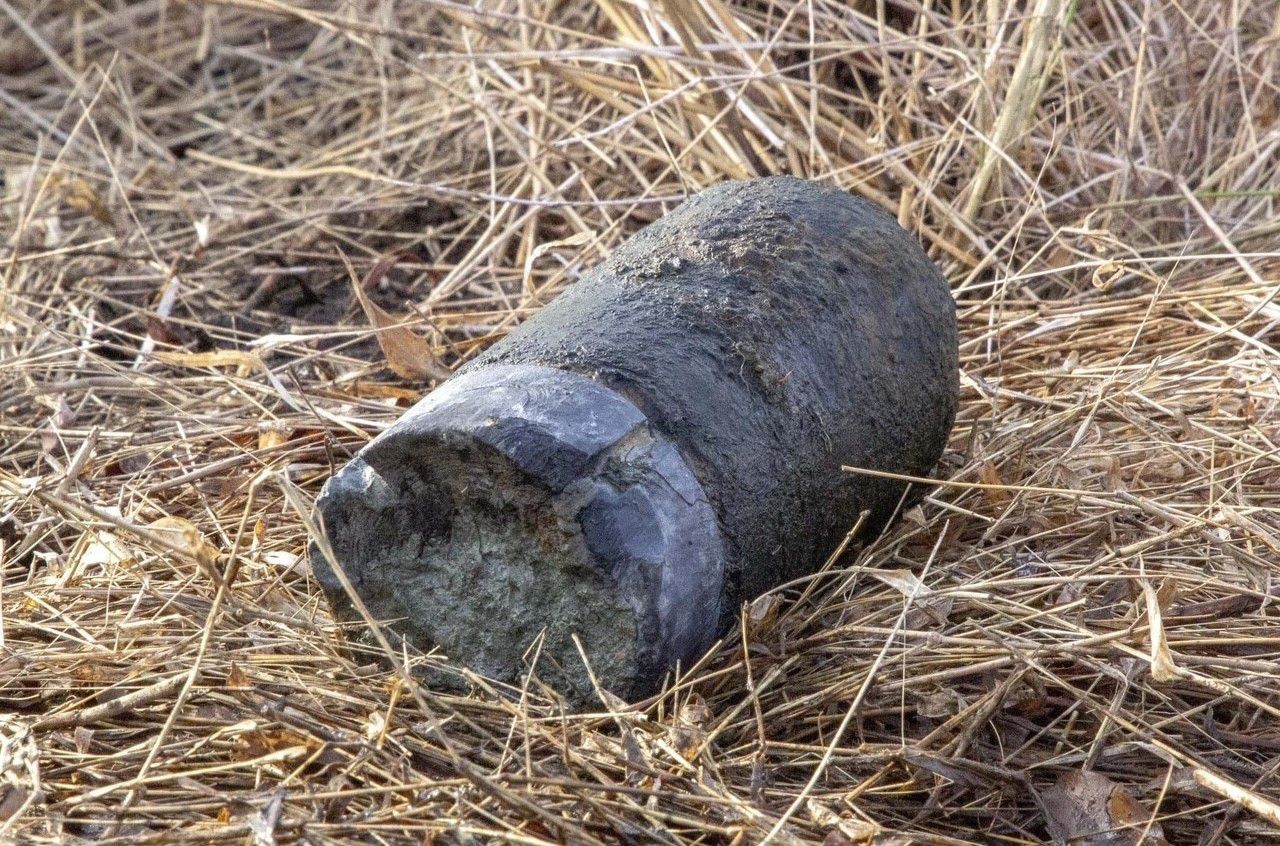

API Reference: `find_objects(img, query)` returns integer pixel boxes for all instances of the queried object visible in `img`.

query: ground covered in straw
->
[2,0,1279,843]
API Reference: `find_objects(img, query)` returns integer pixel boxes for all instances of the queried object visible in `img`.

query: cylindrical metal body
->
[314,177,958,701]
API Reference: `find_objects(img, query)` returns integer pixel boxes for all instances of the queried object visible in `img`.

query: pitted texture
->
[315,177,957,699]
[470,176,958,621]
[314,365,725,701]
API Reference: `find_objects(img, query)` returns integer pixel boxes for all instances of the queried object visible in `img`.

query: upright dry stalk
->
[962,0,1069,222]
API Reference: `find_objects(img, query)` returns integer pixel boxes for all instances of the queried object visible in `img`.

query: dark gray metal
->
[314,364,724,700]
[313,176,958,701]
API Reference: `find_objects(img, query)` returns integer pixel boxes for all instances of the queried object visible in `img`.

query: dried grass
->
[2,0,1280,842]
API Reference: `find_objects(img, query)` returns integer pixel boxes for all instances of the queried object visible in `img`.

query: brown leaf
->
[0,785,29,823]
[596,688,632,715]
[822,830,852,846]
[73,726,94,754]
[746,592,783,634]
[234,727,313,760]
[1042,770,1168,845]
[1104,455,1127,492]
[68,530,134,579]
[0,41,45,75]
[808,799,879,845]
[1142,580,1180,683]
[914,688,962,719]
[37,392,75,428]
[225,662,252,690]
[522,230,593,295]
[155,349,262,378]
[669,695,712,760]
[678,694,712,731]
[350,380,423,402]
[61,177,113,225]
[979,460,1010,505]
[148,516,219,569]
[144,316,183,346]
[345,252,449,383]
[258,422,291,450]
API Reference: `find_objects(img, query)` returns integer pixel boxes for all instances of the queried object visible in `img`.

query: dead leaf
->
[68,530,134,579]
[522,231,593,295]
[36,393,75,428]
[60,177,113,226]
[1142,579,1180,683]
[155,349,262,378]
[807,798,879,845]
[1092,260,1125,292]
[622,729,650,787]
[148,516,219,570]
[248,787,286,846]
[363,711,386,742]
[344,252,449,382]
[873,569,931,598]
[749,753,766,806]
[1057,462,1084,490]
[979,460,1010,505]
[144,316,183,346]
[678,694,712,731]
[349,380,423,402]
[0,42,45,76]
[1042,770,1168,845]
[225,662,251,690]
[669,694,712,759]
[0,785,28,824]
[914,688,962,719]
[874,569,952,625]
[0,716,39,823]
[258,422,291,450]
[1105,455,1127,492]
[746,593,782,634]
[233,727,314,761]
[589,685,632,715]
[263,550,308,577]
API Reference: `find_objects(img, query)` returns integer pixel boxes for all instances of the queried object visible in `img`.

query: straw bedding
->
[2,0,1279,842]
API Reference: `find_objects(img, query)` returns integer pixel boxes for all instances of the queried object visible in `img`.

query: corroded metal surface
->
[314,176,958,701]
